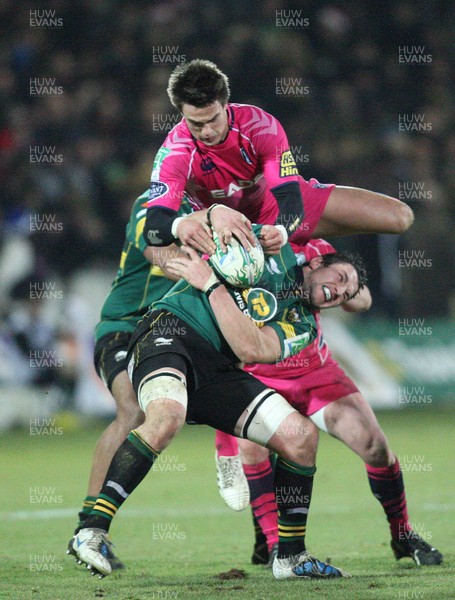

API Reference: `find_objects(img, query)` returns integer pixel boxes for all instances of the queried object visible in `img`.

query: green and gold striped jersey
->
[153,228,318,362]
[95,191,193,340]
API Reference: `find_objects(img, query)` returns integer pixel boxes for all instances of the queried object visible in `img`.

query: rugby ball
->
[209,230,264,288]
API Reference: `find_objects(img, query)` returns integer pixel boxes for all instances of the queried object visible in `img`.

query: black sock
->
[83,430,159,532]
[252,513,267,546]
[244,458,277,550]
[366,457,411,540]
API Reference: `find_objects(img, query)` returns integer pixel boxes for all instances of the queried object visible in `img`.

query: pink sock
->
[243,459,278,550]
[215,430,239,457]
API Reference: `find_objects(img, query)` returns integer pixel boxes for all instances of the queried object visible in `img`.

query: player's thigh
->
[131,352,189,447]
[111,370,142,416]
[94,331,142,417]
[191,372,318,465]
[313,185,413,236]
[190,374,300,448]
[324,392,388,455]
[289,178,334,245]
[94,331,132,393]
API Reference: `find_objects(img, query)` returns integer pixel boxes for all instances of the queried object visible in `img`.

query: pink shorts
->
[289,178,335,247]
[253,357,358,416]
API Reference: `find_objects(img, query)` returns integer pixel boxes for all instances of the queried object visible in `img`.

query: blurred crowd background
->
[0,0,453,416]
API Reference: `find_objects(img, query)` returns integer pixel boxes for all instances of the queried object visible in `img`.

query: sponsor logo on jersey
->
[149,181,169,201]
[240,148,253,165]
[211,174,263,198]
[280,150,299,177]
[147,229,163,245]
[282,332,310,358]
[312,182,327,189]
[232,289,247,311]
[200,156,216,173]
[246,288,278,322]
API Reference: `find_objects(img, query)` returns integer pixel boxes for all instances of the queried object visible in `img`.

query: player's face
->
[181,101,229,146]
[304,262,359,309]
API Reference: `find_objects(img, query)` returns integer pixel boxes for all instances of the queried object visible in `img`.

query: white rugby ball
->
[209,230,264,288]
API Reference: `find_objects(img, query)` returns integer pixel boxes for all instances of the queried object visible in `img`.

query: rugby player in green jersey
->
[68,190,203,567]
[72,228,367,581]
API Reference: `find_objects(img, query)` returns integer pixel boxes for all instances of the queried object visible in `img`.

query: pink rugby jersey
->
[147,103,302,226]
[246,238,336,379]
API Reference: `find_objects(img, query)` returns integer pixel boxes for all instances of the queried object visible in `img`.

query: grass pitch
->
[1,408,454,600]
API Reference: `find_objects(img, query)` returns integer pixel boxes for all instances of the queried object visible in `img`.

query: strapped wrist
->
[202,271,220,293]
[207,204,222,226]
[274,224,288,247]
[204,281,223,298]
[171,216,185,238]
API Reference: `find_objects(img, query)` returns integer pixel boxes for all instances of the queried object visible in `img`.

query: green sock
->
[274,457,316,558]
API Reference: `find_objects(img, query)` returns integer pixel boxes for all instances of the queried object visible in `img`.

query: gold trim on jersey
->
[277,321,296,339]
[119,244,131,271]
[135,217,146,247]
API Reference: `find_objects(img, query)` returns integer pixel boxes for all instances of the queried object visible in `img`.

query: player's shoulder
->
[161,119,195,155]
[229,103,280,137]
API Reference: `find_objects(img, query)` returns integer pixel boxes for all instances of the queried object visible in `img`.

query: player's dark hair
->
[321,252,368,291]
[167,59,230,111]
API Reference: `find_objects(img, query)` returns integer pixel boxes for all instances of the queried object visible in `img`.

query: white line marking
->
[3,502,453,521]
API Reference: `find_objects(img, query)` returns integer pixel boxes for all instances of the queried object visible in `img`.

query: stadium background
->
[1,0,454,422]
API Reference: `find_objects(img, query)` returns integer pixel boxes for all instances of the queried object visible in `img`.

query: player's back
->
[96,192,193,339]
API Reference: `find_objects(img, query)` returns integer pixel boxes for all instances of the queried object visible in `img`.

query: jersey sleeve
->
[147,141,190,211]
[266,308,318,361]
[126,193,150,252]
[144,130,194,246]
[251,111,300,188]
[127,190,196,252]
[249,108,304,234]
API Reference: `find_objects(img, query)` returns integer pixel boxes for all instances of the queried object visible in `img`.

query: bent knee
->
[238,438,270,464]
[116,403,144,430]
[272,414,318,465]
[363,430,390,466]
[143,404,186,451]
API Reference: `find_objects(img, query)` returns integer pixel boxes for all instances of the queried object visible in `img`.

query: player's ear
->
[308,256,324,270]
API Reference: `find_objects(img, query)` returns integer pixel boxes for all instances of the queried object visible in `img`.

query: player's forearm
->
[271,181,304,236]
[342,286,372,313]
[143,206,178,246]
[143,245,183,281]
[208,286,280,363]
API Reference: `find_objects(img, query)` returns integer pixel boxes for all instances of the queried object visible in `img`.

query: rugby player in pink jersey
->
[216,239,442,569]
[143,59,414,255]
